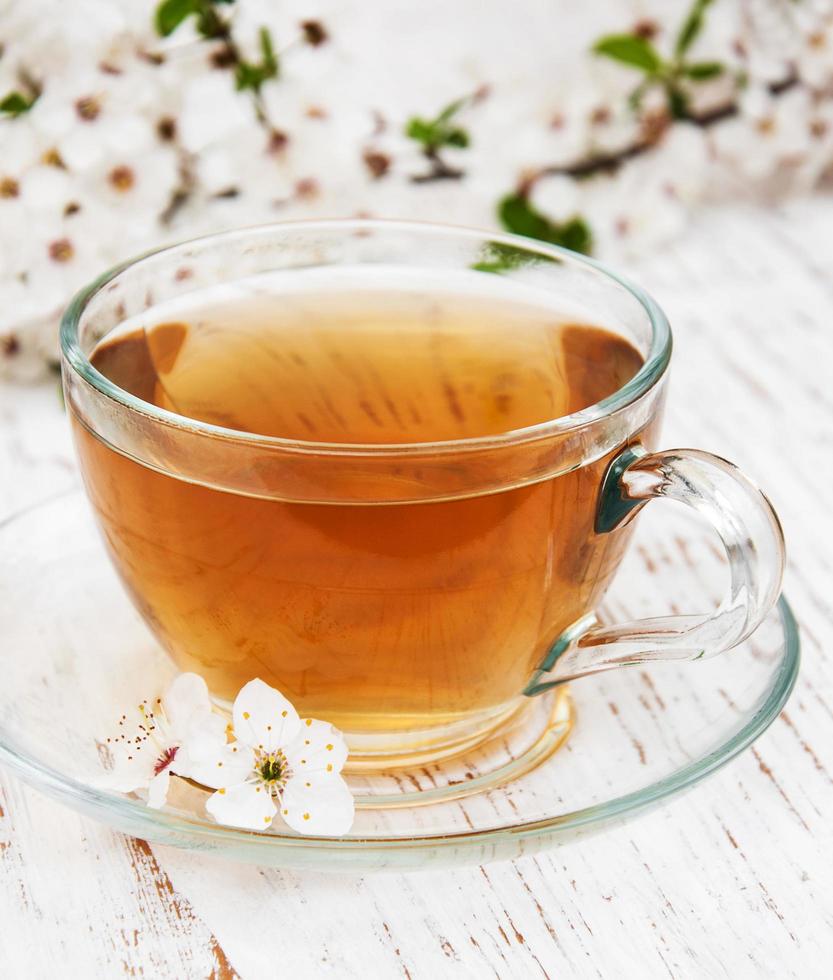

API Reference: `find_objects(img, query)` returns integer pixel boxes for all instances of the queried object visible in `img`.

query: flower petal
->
[282,719,348,776]
[187,737,255,790]
[280,773,355,836]
[98,734,158,793]
[162,673,214,741]
[232,678,300,753]
[175,711,230,779]
[146,769,171,809]
[205,781,277,831]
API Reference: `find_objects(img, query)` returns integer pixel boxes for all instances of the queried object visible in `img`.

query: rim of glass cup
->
[60,218,672,456]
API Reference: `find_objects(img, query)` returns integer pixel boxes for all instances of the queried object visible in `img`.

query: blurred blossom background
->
[1,0,833,378]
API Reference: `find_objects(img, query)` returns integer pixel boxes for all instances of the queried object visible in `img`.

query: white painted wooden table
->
[1,199,832,978]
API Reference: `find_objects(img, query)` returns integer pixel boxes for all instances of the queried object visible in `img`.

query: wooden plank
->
[0,778,239,976]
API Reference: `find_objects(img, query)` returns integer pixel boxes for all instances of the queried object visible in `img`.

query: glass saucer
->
[0,492,798,871]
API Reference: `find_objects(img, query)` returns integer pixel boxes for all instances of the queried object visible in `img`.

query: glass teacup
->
[61,221,785,770]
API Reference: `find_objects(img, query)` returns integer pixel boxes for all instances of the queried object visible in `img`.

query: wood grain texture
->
[1,198,832,977]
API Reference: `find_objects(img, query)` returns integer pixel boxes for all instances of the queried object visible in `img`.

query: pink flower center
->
[154,745,178,775]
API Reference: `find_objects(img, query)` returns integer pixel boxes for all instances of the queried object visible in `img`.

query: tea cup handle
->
[524,446,786,694]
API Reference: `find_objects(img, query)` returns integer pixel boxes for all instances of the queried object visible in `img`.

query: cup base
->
[342,697,537,773]
[345,687,573,809]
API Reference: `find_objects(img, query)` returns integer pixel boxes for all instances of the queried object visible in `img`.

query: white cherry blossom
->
[178,72,258,154]
[713,87,817,187]
[797,15,833,91]
[99,673,226,809]
[192,679,354,837]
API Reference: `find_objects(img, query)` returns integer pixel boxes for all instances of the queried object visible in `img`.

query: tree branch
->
[410,148,465,184]
[532,72,798,184]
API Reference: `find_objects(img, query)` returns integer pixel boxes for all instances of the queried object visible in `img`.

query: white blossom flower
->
[84,147,180,242]
[193,126,293,208]
[713,86,817,186]
[741,0,801,84]
[0,0,133,77]
[797,16,833,91]
[178,72,257,154]
[584,169,688,262]
[16,165,75,213]
[100,673,226,809]
[192,679,354,836]
[650,123,709,205]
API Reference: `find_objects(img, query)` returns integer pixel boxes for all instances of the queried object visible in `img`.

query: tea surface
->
[93,287,642,442]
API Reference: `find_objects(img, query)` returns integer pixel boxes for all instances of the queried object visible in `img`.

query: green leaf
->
[628,78,650,111]
[235,63,256,90]
[498,194,593,255]
[235,26,279,92]
[194,3,227,38]
[674,0,713,57]
[435,97,467,125]
[666,86,690,120]
[444,127,469,148]
[681,60,724,80]
[258,25,278,75]
[405,116,469,151]
[499,194,555,242]
[471,241,557,274]
[0,91,36,116]
[154,0,197,36]
[558,217,594,255]
[593,34,662,73]
[405,118,433,144]
[405,96,471,151]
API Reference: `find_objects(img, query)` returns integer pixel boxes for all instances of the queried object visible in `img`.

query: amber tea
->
[74,282,649,741]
